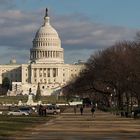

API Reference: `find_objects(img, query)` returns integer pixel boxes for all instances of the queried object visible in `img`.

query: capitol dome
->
[30,8,64,64]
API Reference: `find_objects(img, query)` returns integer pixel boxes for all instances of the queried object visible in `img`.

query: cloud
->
[0,9,137,64]
[0,10,42,50]
[53,14,137,50]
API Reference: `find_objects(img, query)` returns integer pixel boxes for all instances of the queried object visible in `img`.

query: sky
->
[0,0,139,64]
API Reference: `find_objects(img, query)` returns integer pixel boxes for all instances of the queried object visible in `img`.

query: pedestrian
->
[80,106,83,115]
[38,105,42,116]
[42,106,46,116]
[74,106,77,114]
[91,106,95,117]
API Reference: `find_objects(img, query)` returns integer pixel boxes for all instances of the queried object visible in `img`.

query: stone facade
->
[0,9,84,96]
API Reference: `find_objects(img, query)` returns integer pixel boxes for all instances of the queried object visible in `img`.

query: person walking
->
[80,106,83,115]
[74,106,77,114]
[91,105,95,117]
[38,105,42,116]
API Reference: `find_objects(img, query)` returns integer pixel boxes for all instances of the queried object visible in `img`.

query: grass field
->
[0,96,67,104]
[0,115,53,138]
[0,95,67,138]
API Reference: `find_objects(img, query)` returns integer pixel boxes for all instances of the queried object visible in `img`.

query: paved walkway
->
[15,107,140,140]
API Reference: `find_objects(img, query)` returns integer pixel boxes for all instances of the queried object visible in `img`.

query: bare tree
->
[63,39,140,112]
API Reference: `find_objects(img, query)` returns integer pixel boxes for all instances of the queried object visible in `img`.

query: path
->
[14,107,140,140]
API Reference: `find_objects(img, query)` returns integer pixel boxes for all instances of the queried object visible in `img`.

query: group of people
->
[38,105,47,116]
[74,105,96,117]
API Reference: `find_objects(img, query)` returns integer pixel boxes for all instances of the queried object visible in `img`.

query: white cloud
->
[54,16,137,50]
[0,9,138,64]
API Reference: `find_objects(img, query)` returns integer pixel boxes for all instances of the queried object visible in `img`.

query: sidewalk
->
[14,107,140,140]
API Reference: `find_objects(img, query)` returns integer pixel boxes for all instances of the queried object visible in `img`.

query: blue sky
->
[15,0,140,28]
[0,0,139,64]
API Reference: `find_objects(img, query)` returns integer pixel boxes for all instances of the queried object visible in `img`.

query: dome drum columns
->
[30,50,63,59]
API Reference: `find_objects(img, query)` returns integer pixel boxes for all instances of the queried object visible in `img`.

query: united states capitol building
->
[0,9,84,96]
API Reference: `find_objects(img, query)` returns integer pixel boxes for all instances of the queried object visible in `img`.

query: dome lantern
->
[44,8,50,26]
[45,8,48,17]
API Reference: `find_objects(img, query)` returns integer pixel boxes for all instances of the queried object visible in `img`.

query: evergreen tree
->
[35,83,41,101]
[2,77,11,91]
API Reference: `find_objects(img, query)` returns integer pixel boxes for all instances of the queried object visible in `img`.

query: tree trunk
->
[117,91,123,110]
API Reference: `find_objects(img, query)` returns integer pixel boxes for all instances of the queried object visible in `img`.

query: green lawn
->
[0,115,53,137]
[0,96,67,104]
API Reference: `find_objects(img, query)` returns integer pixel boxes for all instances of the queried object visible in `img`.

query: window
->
[53,68,56,77]
[44,73,46,77]
[47,68,50,77]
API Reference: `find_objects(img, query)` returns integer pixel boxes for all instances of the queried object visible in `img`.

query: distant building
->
[0,9,84,96]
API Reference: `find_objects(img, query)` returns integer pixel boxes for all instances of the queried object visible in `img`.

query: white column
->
[31,68,34,83]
